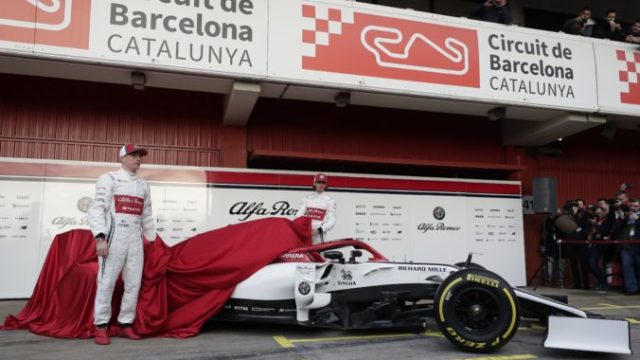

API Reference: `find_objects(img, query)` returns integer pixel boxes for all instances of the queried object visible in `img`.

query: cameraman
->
[619,199,640,295]
[541,213,564,287]
[470,0,513,25]
[554,200,590,289]
[562,7,595,36]
[587,204,614,292]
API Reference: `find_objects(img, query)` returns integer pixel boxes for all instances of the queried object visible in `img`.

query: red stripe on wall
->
[206,171,521,195]
[0,162,520,195]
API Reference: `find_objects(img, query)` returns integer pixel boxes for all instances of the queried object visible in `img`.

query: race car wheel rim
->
[452,287,501,335]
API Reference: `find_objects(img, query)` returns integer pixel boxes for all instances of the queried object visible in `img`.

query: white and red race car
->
[216,239,631,355]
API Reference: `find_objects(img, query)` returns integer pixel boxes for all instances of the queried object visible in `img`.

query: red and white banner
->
[269,0,598,112]
[0,158,525,298]
[595,42,640,116]
[0,0,268,77]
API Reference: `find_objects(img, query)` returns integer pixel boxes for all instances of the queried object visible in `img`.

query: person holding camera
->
[587,204,614,292]
[470,0,513,25]
[554,200,590,289]
[561,7,595,37]
[592,9,625,41]
[619,199,640,295]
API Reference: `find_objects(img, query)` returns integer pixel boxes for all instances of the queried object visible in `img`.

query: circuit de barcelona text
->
[486,33,577,99]
[107,2,254,67]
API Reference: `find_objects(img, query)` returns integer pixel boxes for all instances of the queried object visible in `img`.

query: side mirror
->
[324,250,344,261]
[349,250,363,263]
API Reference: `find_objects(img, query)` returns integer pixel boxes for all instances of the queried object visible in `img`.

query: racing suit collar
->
[118,168,138,179]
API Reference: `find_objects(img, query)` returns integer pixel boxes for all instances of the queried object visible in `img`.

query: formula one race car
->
[216,239,631,354]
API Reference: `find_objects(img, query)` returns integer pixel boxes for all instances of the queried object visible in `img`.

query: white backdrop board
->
[0,158,525,298]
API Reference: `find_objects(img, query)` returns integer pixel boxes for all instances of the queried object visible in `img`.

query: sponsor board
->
[0,158,524,298]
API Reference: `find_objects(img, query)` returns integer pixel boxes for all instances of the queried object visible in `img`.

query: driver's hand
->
[97,239,108,258]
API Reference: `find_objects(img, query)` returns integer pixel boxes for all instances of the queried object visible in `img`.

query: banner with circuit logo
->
[268,0,598,112]
[0,158,524,298]
[0,0,267,77]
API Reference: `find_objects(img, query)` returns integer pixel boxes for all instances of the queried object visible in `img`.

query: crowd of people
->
[541,186,640,295]
[470,2,640,45]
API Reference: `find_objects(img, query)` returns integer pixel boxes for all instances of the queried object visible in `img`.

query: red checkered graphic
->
[302,4,354,57]
[616,49,640,105]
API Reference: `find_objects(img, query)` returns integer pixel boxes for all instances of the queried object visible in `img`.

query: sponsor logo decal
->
[417,222,461,233]
[616,49,640,105]
[77,196,92,213]
[300,3,480,87]
[298,281,311,295]
[114,194,144,215]
[338,269,356,286]
[229,201,297,221]
[432,206,446,220]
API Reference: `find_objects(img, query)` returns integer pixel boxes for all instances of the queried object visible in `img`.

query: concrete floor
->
[1,287,638,360]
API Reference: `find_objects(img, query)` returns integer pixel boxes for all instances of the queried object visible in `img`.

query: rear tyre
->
[434,268,519,353]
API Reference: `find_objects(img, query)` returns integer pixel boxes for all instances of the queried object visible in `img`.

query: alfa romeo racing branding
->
[229,200,296,221]
[114,194,144,215]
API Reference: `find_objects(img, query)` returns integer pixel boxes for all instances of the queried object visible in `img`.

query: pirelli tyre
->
[434,268,520,353]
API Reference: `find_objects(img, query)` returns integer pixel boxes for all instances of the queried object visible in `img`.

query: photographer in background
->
[541,213,564,287]
[592,9,625,41]
[470,0,513,25]
[562,7,595,37]
[554,200,590,289]
[587,203,614,292]
[619,199,640,295]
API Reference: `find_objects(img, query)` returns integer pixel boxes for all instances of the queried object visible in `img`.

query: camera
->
[563,200,578,212]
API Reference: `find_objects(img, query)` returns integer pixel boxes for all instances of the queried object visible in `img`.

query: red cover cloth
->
[2,217,311,338]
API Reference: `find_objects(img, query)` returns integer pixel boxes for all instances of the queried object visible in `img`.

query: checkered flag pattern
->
[616,49,640,105]
[301,4,354,57]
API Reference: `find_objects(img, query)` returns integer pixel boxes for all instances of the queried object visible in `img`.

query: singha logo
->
[341,269,352,280]
[338,269,356,286]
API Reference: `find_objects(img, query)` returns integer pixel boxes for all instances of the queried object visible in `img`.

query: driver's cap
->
[119,144,148,157]
[314,173,328,184]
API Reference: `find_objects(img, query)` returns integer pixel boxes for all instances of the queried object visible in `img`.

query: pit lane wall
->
[0,0,638,115]
[0,158,524,299]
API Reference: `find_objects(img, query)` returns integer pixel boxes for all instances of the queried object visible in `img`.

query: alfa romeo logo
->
[433,206,446,220]
[298,281,311,295]
[77,196,92,213]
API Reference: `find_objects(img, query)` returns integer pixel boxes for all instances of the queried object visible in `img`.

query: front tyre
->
[434,268,519,353]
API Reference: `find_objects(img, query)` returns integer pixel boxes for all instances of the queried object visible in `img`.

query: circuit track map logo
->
[0,0,91,49]
[301,3,480,88]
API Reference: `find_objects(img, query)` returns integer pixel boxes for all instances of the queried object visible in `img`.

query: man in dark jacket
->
[592,9,625,41]
[619,199,640,295]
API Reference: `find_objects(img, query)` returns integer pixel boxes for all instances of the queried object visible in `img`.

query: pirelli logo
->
[466,274,499,288]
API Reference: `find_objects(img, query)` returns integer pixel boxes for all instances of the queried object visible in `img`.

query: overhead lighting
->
[131,71,146,91]
[557,138,563,142]
[334,91,350,108]
[487,106,506,121]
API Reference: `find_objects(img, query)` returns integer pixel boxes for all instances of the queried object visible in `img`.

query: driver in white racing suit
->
[297,173,336,245]
[87,144,155,345]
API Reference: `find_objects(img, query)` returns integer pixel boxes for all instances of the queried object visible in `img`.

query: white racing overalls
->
[87,169,155,326]
[297,192,336,244]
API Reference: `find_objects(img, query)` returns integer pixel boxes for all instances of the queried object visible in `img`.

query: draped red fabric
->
[2,217,312,338]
